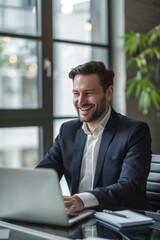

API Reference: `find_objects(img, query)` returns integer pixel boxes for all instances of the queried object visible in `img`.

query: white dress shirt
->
[76,106,111,208]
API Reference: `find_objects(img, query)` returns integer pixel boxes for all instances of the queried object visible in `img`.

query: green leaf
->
[122,31,141,55]
[139,91,151,114]
[126,78,138,97]
[150,89,160,110]
[135,82,141,98]
[147,24,160,45]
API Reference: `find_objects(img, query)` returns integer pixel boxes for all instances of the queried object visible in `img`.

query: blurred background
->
[0,0,160,170]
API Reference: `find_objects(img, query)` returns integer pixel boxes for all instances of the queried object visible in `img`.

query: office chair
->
[146,154,160,211]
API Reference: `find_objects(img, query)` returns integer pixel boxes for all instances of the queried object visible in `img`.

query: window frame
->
[0,0,111,164]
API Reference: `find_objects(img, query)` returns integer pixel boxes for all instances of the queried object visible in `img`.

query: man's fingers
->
[63,195,84,215]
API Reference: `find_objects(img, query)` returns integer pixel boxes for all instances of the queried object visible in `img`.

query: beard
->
[77,96,107,123]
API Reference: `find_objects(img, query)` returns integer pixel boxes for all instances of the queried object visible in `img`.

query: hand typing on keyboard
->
[63,195,84,215]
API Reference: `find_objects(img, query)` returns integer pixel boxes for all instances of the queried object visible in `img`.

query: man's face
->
[72,74,113,125]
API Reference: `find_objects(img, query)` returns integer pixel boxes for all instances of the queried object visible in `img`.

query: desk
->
[1,213,160,240]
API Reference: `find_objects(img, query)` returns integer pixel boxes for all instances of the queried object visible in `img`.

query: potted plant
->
[122,24,160,114]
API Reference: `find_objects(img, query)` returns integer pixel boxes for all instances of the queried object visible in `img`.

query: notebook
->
[0,167,94,227]
[95,210,154,228]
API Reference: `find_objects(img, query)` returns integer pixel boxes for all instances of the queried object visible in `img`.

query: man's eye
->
[73,92,79,96]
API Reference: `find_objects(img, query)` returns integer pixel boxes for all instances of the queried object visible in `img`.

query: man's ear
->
[106,85,113,101]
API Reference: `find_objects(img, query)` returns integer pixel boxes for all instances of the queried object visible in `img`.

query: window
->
[52,0,110,137]
[0,0,49,168]
[0,0,110,168]
[0,127,39,167]
[0,37,39,109]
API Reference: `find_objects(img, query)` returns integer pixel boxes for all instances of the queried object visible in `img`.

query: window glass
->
[0,0,37,35]
[0,37,40,109]
[0,127,39,168]
[53,42,108,116]
[53,0,108,44]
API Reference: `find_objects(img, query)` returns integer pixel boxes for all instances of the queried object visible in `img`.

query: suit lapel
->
[71,127,86,194]
[93,109,118,188]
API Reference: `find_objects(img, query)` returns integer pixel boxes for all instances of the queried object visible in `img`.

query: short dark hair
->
[68,61,114,92]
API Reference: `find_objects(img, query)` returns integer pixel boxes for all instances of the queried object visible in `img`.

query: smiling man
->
[37,61,152,215]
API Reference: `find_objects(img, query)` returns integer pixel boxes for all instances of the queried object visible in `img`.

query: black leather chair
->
[147,154,160,211]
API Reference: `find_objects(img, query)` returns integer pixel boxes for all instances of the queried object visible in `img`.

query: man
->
[37,61,152,215]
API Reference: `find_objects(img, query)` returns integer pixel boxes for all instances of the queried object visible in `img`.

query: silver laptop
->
[0,167,94,227]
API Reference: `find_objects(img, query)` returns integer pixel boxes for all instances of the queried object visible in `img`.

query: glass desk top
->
[1,211,160,240]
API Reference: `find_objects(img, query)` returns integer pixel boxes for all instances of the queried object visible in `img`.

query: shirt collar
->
[82,105,111,135]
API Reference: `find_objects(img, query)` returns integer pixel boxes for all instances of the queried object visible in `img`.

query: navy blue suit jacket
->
[37,108,152,211]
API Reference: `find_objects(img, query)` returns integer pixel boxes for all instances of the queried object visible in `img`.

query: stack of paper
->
[95,210,154,228]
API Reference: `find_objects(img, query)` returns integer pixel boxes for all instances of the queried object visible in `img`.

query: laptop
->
[0,167,94,227]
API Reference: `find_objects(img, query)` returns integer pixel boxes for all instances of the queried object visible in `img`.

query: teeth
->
[80,107,92,111]
[81,108,89,110]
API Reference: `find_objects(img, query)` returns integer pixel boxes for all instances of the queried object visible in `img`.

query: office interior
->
[1,0,160,192]
[1,1,160,239]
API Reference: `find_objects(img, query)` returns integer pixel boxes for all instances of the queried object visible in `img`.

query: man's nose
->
[78,94,85,105]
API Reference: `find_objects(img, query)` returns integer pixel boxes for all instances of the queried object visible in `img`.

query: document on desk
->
[95,210,154,228]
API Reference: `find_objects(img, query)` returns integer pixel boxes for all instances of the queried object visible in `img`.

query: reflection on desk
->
[1,214,160,240]
[0,217,123,240]
[0,220,69,240]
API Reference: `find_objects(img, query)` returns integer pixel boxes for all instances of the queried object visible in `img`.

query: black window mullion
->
[40,0,53,154]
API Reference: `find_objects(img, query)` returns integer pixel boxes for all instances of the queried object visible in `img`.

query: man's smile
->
[78,105,94,115]
[79,106,93,111]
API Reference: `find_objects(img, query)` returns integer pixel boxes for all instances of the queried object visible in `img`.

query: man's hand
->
[63,195,84,215]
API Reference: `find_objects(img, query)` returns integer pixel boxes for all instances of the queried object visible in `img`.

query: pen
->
[103,210,127,218]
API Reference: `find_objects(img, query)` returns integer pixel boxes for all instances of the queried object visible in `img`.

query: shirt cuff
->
[75,192,99,208]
